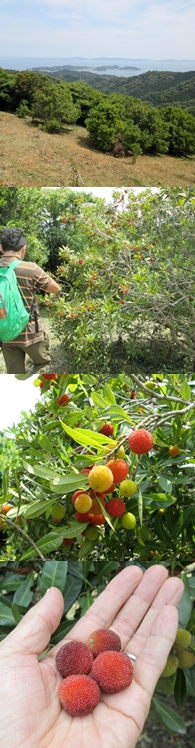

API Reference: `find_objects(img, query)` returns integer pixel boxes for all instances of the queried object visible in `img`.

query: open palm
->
[0,565,183,748]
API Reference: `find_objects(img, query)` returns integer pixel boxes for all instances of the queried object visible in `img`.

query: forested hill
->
[31,67,195,114]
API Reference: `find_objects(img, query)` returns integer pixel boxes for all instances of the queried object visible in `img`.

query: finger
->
[51,565,143,655]
[2,588,64,656]
[125,576,184,656]
[104,605,179,737]
[108,564,169,645]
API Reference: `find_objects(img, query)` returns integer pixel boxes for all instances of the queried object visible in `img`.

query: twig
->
[0,514,46,561]
[130,374,193,404]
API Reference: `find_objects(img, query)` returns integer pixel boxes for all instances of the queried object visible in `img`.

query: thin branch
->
[130,374,193,404]
[0,514,46,561]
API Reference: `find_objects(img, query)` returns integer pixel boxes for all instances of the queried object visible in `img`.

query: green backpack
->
[0,259,30,342]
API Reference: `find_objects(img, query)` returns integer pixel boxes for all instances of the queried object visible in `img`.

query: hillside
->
[0,112,195,187]
[32,67,195,114]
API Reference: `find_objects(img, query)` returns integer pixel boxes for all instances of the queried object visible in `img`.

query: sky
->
[0,375,40,431]
[0,0,195,59]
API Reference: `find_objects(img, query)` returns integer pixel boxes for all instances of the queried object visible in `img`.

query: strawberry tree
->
[52,188,195,371]
[1,373,195,571]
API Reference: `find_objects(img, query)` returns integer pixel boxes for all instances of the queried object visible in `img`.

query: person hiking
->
[0,228,61,374]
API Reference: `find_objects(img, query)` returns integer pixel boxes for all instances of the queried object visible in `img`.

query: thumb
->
[1,587,64,657]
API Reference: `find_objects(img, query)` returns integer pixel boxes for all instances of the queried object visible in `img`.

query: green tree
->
[161,106,195,155]
[86,100,125,151]
[31,82,80,132]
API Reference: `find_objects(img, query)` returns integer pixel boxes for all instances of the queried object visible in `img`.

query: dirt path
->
[0,312,70,374]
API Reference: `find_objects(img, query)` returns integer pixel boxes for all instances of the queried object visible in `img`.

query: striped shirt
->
[0,255,52,347]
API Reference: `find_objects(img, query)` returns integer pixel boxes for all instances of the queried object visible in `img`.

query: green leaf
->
[80,591,94,616]
[152,697,186,733]
[64,572,83,613]
[24,499,57,519]
[174,667,187,708]
[103,384,116,404]
[177,574,193,628]
[2,467,9,501]
[39,561,68,595]
[138,488,143,527]
[0,603,16,626]
[11,603,24,624]
[90,392,108,409]
[60,422,112,447]
[50,474,88,493]
[157,476,172,493]
[20,532,64,559]
[106,405,133,423]
[13,574,34,607]
[31,464,62,480]
[180,380,191,401]
[185,666,195,697]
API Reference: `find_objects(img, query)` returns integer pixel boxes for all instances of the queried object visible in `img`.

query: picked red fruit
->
[88,628,121,658]
[99,423,114,437]
[59,674,100,717]
[55,641,93,677]
[91,650,134,693]
[128,429,153,454]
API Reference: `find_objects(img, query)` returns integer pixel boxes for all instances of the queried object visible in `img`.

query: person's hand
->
[0,565,184,748]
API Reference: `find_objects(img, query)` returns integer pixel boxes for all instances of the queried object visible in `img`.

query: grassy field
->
[0,112,195,187]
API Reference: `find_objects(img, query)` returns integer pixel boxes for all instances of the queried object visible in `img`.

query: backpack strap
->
[9,259,39,333]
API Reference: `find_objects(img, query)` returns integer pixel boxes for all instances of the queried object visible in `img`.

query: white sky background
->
[0,375,41,431]
[0,0,194,59]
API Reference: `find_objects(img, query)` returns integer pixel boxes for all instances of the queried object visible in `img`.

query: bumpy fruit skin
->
[59,674,100,716]
[89,499,106,526]
[177,650,195,669]
[88,465,114,492]
[99,423,114,437]
[57,394,69,406]
[88,628,121,658]
[161,654,179,678]
[55,641,94,678]
[107,498,126,517]
[174,628,192,650]
[74,494,93,513]
[106,459,129,483]
[51,505,66,523]
[121,512,136,530]
[85,526,99,540]
[169,445,180,457]
[128,429,153,454]
[42,374,57,381]
[91,650,134,692]
[119,479,137,498]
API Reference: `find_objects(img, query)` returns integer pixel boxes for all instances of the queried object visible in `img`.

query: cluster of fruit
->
[161,628,195,677]
[56,628,134,717]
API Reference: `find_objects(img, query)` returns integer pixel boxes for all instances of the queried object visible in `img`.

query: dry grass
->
[0,112,195,186]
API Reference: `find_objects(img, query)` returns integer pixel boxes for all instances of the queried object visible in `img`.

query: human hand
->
[0,565,184,748]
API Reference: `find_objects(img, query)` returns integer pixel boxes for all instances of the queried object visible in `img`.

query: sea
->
[1,58,195,76]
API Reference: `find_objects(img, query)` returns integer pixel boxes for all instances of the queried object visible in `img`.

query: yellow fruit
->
[117,445,126,458]
[174,628,192,650]
[177,650,195,669]
[0,517,6,529]
[119,479,138,498]
[1,503,13,515]
[51,505,66,523]
[161,654,179,678]
[121,512,136,530]
[75,494,93,513]
[145,380,156,390]
[169,445,180,457]
[103,440,118,455]
[88,465,114,492]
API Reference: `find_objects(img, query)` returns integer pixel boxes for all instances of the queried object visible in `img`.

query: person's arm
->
[45,279,61,294]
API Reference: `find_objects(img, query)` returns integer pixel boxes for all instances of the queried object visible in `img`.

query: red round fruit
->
[59,674,100,716]
[57,394,69,406]
[41,374,57,380]
[91,650,134,693]
[128,429,153,454]
[99,423,114,437]
[106,498,126,517]
[56,641,93,678]
[106,459,129,483]
[88,628,121,658]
